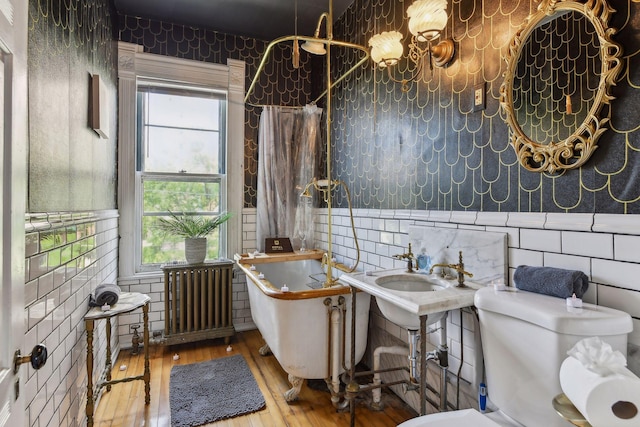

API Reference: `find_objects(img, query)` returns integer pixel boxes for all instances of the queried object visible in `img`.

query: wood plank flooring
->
[94,329,418,426]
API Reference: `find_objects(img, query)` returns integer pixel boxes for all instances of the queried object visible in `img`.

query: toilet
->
[399,286,633,427]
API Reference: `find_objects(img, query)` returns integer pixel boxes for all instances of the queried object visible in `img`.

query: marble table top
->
[84,292,150,320]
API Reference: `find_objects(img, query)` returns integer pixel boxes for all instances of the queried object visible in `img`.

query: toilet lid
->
[398,409,502,427]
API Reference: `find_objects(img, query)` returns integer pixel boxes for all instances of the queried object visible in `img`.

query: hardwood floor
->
[94,329,418,426]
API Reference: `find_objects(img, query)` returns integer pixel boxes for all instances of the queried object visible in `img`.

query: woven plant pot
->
[185,237,207,264]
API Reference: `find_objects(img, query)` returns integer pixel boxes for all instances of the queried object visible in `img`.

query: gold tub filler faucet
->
[429,250,474,287]
[392,243,417,273]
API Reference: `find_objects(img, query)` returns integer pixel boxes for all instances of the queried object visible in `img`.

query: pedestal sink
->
[341,269,481,330]
[374,274,449,329]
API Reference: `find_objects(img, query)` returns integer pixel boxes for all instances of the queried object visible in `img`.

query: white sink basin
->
[375,274,447,292]
[340,269,481,331]
[374,274,449,329]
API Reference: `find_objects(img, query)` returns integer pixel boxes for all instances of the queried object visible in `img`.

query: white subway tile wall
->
[24,211,119,427]
[292,208,640,414]
[25,208,640,424]
[25,211,260,427]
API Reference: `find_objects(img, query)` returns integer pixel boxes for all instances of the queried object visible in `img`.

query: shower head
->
[302,11,329,56]
[301,40,327,55]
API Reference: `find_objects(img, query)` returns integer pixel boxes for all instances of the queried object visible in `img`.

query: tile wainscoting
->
[23,210,255,427]
[243,208,640,414]
[24,211,119,427]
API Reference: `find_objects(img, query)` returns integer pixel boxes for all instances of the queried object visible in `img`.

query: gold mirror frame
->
[499,0,623,174]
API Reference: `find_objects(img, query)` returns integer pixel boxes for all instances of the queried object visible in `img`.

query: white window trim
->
[117,42,245,277]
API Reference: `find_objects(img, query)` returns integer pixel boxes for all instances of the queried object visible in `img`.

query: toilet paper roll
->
[560,356,640,427]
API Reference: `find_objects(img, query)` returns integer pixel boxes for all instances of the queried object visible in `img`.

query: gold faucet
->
[429,251,473,287]
[392,243,417,273]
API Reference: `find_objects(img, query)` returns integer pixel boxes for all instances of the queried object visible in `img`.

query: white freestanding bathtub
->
[235,251,371,402]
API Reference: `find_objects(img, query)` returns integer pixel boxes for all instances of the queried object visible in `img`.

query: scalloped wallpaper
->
[119,0,640,214]
[118,15,315,208]
[329,0,640,213]
[28,0,118,211]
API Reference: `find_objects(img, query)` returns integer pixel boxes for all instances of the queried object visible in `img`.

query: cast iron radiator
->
[162,260,235,345]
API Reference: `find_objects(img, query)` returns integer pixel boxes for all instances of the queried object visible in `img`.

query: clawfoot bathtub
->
[235,251,370,403]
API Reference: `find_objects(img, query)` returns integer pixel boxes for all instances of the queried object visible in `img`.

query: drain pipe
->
[409,328,442,406]
[370,324,450,410]
[324,297,334,387]
[325,297,350,410]
[330,305,345,408]
[407,329,421,383]
[370,345,410,410]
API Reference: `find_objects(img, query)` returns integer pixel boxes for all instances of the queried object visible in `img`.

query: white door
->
[0,0,29,425]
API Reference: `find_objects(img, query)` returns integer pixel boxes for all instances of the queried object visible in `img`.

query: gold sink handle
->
[429,251,473,287]
[392,242,417,273]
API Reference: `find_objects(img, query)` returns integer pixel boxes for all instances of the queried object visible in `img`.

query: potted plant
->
[155,211,232,264]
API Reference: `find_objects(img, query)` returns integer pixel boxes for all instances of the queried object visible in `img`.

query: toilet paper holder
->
[553,393,591,427]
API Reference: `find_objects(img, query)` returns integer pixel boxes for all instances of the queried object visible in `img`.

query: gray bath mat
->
[170,354,266,426]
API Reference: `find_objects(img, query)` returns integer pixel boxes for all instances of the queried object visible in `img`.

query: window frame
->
[117,42,245,276]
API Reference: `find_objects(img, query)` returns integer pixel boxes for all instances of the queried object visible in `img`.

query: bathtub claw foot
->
[258,343,271,356]
[370,400,384,411]
[284,374,304,402]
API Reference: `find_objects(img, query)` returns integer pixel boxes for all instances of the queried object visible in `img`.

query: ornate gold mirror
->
[499,0,622,174]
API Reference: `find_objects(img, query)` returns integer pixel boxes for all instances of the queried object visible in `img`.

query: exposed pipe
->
[370,345,409,410]
[408,329,421,383]
[340,295,349,374]
[344,289,445,423]
[324,298,334,383]
[323,296,348,410]
[348,286,358,427]
[245,0,370,292]
[303,179,361,286]
[412,313,454,415]
[244,35,369,107]
[330,304,343,406]
[324,296,350,410]
[454,308,464,410]
[420,315,427,415]
[325,7,334,289]
[437,313,449,412]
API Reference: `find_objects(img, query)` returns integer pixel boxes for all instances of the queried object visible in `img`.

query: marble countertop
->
[340,269,482,317]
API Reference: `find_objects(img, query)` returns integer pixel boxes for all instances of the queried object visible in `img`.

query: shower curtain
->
[256,105,323,252]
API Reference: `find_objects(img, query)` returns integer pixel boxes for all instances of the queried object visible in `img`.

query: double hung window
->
[137,82,227,267]
[117,43,244,276]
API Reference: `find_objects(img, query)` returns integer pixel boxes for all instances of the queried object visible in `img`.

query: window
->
[137,82,227,267]
[117,43,244,276]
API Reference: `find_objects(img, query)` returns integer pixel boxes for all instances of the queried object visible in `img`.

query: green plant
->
[154,211,232,239]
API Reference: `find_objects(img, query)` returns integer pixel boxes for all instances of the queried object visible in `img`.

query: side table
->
[84,292,151,427]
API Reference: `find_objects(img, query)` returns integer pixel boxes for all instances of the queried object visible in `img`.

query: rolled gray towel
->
[514,265,589,299]
[89,283,121,307]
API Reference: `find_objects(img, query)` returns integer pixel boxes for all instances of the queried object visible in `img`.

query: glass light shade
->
[368,31,404,68]
[407,0,448,42]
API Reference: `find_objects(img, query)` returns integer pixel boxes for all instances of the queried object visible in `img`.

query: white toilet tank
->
[474,287,632,427]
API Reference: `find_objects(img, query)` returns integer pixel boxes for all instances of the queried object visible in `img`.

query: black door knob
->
[14,344,48,374]
[30,344,47,369]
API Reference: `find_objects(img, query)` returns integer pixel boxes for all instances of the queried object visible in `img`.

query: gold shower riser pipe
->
[243,35,370,106]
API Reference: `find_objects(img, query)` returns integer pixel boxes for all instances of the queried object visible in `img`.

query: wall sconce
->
[369,0,455,91]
